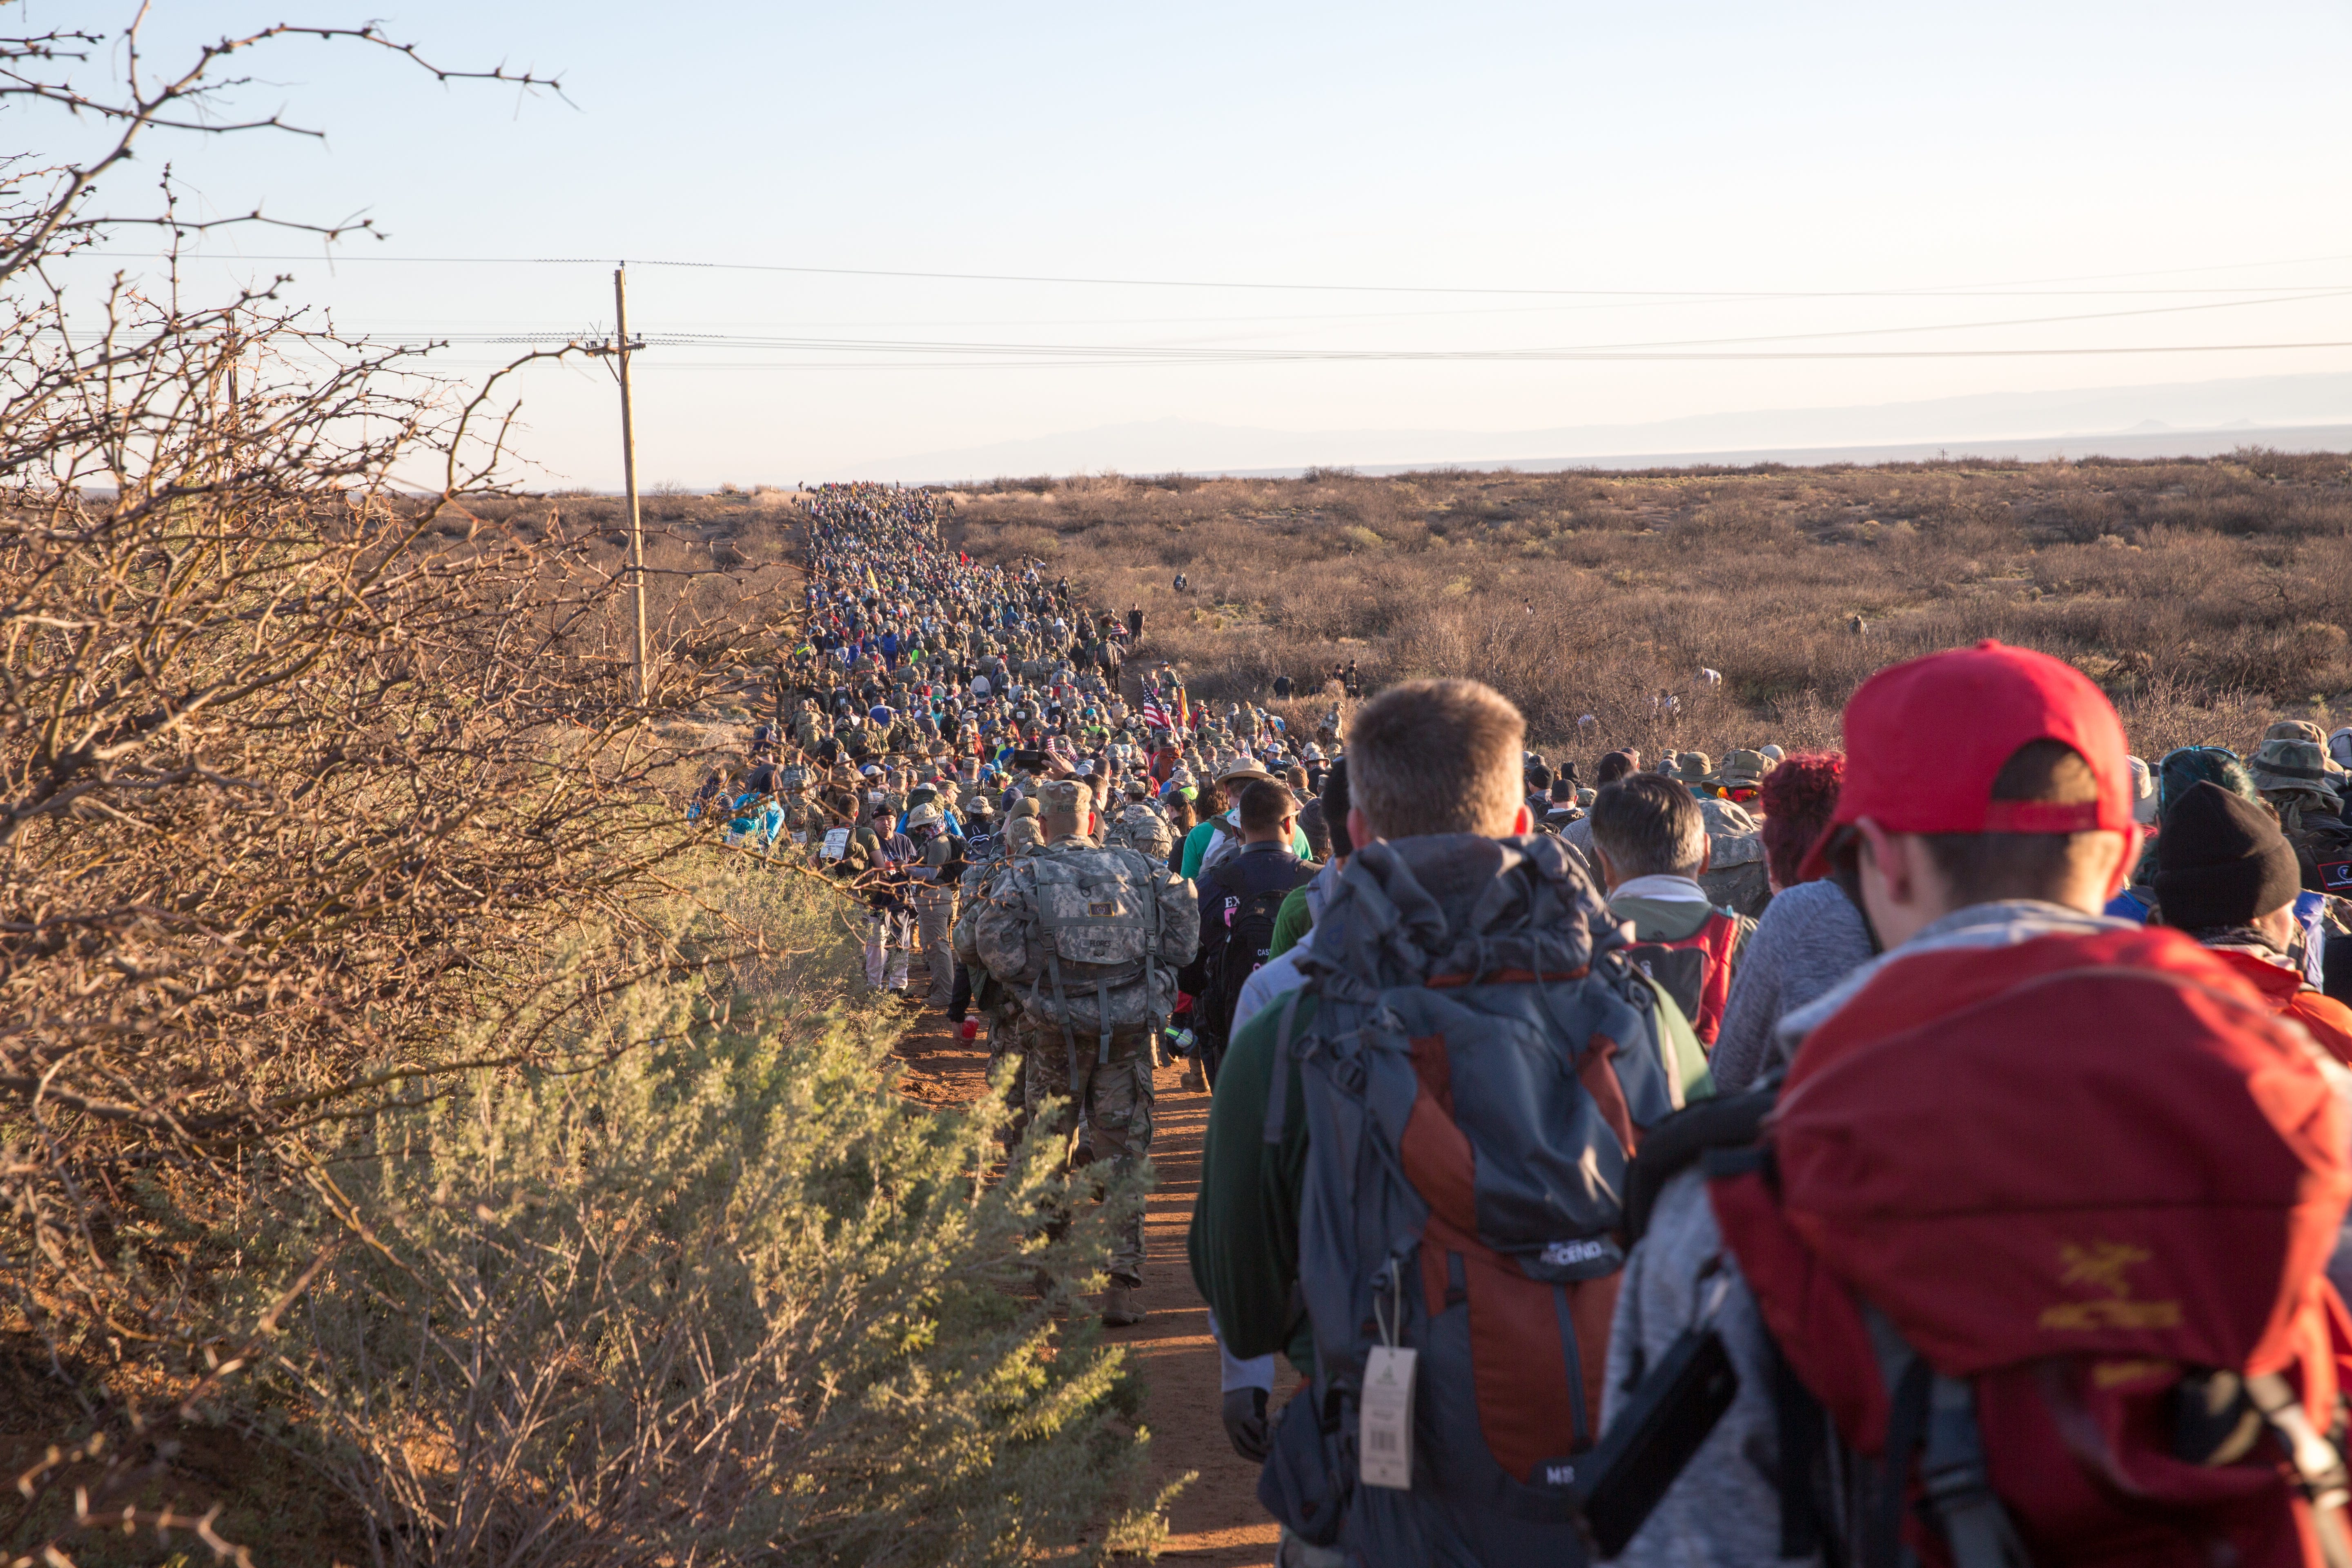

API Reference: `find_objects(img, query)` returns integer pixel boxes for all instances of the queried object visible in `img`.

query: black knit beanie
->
[2154,781,2300,929]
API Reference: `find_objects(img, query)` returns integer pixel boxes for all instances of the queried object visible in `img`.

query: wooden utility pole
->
[613,265,650,704]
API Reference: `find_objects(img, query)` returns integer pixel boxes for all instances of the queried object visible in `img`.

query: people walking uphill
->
[974,778,1197,1326]
[1596,640,2352,1568]
[1191,679,1705,1568]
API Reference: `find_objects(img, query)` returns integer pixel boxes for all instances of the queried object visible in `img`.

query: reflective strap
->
[2249,1372,2352,1568]
[1921,1372,2034,1568]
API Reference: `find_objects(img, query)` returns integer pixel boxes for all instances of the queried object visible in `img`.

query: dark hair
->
[1590,774,1707,880]
[1527,762,1553,792]
[1596,751,1637,787]
[1194,780,1227,820]
[1322,757,1353,859]
[1913,740,2109,906]
[1758,751,1844,888]
[1238,780,1299,834]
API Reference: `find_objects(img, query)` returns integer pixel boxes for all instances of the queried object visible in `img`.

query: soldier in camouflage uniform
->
[971,779,1197,1324]
[954,797,1039,1137]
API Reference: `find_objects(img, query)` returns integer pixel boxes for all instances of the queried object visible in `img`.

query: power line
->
[100,245,2352,301]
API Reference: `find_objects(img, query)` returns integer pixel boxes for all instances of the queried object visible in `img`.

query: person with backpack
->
[2154,779,2352,1064]
[1598,640,2352,1568]
[1590,773,1755,1048]
[1709,748,1875,1091]
[1179,780,1317,1087]
[974,779,1198,1326]
[1180,760,1312,878]
[1190,679,1708,1568]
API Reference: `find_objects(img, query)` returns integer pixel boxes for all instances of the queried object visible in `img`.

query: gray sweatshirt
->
[1708,879,1875,1093]
[1603,901,2139,1566]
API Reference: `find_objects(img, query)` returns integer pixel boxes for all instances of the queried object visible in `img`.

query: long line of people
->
[706,485,2352,1565]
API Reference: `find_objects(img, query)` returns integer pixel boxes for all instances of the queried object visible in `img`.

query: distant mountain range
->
[840,370,2352,481]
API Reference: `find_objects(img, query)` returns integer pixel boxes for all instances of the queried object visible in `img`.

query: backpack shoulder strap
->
[1619,1084,1775,1247]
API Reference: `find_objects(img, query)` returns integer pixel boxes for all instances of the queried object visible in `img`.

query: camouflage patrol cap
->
[1038,779,1084,813]
[1007,817,1045,853]
[1720,749,1770,790]
[2250,737,2338,799]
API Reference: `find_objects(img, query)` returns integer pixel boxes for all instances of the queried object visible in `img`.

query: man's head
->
[2155,781,2303,947]
[1804,641,2140,948]
[1589,774,1709,891]
[1595,750,1638,787]
[1237,780,1300,845]
[1343,679,1530,844]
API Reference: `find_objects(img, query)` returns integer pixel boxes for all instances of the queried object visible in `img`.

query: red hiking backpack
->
[1710,926,2352,1567]
[1624,909,1740,1045]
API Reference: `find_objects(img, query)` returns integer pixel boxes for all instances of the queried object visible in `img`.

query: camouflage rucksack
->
[973,842,1199,1065]
[1102,800,1175,862]
[1695,795,1770,917]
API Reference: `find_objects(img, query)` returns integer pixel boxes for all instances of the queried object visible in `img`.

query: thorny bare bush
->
[0,12,1161,1568]
[947,460,2352,766]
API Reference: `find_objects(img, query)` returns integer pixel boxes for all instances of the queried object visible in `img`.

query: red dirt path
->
[889,993,1299,1564]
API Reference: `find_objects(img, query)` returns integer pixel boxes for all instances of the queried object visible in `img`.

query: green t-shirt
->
[1180,812,1315,880]
[1267,882,1315,959]
[1187,978,1712,1366]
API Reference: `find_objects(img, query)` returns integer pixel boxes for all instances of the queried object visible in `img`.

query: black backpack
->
[1200,861,1310,1040]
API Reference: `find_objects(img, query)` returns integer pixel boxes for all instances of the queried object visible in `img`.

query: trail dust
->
[890,995,1300,1564]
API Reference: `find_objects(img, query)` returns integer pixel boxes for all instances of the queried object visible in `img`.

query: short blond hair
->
[1346,679,1526,840]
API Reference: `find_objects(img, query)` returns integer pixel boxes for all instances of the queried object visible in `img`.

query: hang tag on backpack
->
[1360,1345,1417,1489]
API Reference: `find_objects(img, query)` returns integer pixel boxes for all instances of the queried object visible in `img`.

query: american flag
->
[1140,697,1173,731]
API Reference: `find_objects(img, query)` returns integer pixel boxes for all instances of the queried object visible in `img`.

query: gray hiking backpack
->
[973,841,1200,1067]
[1255,833,1681,1566]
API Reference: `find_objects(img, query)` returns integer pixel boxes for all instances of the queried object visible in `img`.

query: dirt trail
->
[890,997,1296,1565]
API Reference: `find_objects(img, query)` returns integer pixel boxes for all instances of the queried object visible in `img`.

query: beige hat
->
[1039,779,1084,811]
[1216,758,1278,787]
[1011,796,1041,820]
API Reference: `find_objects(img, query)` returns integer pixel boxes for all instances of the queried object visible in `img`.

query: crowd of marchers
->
[693,481,2352,1567]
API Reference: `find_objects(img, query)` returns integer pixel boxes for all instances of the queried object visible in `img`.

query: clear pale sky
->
[40,1,2352,486]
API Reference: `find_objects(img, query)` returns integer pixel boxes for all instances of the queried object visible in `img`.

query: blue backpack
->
[1257,834,1683,1566]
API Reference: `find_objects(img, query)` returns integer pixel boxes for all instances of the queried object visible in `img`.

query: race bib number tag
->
[1359,1345,1417,1490]
[821,828,850,862]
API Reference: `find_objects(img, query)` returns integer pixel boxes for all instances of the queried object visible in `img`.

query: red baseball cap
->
[1798,640,2134,882]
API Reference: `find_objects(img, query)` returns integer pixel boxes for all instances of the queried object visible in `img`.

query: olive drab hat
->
[1676,751,1716,786]
[2266,719,2328,747]
[1720,750,1770,791]
[2249,738,2339,800]
[1011,796,1041,819]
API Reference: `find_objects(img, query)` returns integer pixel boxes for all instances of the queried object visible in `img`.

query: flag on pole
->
[1140,697,1172,731]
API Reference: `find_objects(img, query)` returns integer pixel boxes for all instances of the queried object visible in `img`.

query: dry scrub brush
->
[0,12,1163,1566]
[947,461,2352,764]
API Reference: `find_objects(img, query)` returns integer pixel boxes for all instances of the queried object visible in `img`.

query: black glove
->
[1222,1386,1271,1461]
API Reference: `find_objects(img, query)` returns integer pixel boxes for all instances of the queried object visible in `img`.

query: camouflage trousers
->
[1022,1022,1157,1286]
[910,884,958,1001]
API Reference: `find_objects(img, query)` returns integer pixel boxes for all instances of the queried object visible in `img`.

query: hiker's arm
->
[1188,996,1310,1359]
[1601,1174,1813,1567]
